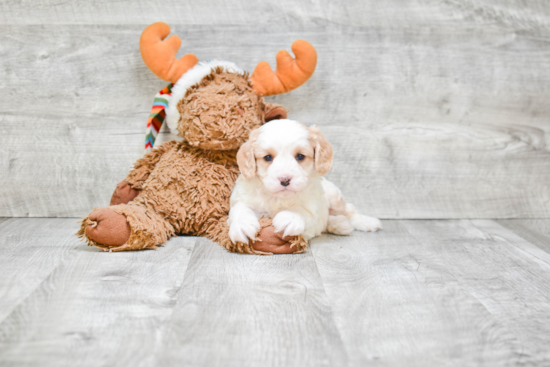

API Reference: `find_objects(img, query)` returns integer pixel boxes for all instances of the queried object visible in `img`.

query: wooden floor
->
[0,218,549,366]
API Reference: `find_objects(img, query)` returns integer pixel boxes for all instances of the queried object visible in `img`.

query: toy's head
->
[140,22,317,151]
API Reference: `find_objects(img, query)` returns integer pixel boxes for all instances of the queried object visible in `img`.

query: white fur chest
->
[230,175,329,240]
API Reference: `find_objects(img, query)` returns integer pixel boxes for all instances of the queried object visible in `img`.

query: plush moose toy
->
[77,22,317,254]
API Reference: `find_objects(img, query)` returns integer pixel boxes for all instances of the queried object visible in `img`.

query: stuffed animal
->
[77,22,317,254]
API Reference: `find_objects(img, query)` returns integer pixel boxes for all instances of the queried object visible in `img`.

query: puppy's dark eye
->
[296,154,305,161]
[264,155,273,162]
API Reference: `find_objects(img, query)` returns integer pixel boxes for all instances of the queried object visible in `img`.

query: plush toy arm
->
[110,140,178,206]
[124,140,178,190]
[110,182,140,205]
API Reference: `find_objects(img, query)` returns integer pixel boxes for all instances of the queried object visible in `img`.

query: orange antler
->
[251,40,317,96]
[140,22,198,84]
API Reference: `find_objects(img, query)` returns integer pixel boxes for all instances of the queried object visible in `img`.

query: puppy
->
[228,119,381,245]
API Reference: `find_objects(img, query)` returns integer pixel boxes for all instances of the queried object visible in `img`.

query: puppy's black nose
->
[279,177,291,187]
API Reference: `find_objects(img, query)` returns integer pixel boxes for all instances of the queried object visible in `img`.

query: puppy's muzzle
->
[279,176,292,187]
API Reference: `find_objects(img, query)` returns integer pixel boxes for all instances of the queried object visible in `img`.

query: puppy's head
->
[237,119,333,198]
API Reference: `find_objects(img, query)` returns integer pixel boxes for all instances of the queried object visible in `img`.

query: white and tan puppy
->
[228,119,381,244]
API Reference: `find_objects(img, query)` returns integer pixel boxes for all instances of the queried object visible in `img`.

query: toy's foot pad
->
[252,225,303,254]
[85,208,131,246]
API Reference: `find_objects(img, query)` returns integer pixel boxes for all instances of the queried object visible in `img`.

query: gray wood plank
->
[497,219,550,254]
[1,23,550,218]
[158,238,347,367]
[403,220,550,365]
[0,218,77,323]
[3,218,550,365]
[1,0,550,30]
[311,220,550,366]
[311,223,517,366]
[0,219,196,367]
[0,114,144,217]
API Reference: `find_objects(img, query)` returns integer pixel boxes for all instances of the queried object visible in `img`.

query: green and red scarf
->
[145,84,172,153]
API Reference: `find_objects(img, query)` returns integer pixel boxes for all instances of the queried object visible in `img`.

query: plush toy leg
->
[212,217,307,255]
[80,207,131,247]
[77,204,174,252]
[253,224,308,254]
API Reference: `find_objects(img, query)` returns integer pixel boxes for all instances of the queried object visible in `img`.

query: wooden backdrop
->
[1,0,549,218]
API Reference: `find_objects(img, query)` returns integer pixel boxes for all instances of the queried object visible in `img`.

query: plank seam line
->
[309,243,352,364]
[0,244,77,330]
[472,220,550,268]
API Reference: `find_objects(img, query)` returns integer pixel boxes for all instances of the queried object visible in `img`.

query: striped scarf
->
[144,83,173,153]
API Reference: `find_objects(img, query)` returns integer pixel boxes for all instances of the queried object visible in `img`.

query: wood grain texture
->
[159,238,347,367]
[1,1,550,218]
[403,220,550,366]
[0,218,76,323]
[497,219,550,254]
[1,0,550,30]
[0,218,196,367]
[311,220,550,366]
[2,218,550,365]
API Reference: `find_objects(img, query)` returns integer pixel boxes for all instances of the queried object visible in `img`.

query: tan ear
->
[237,129,260,180]
[264,103,288,123]
[309,126,333,176]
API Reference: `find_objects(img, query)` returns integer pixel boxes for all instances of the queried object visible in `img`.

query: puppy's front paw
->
[229,217,261,244]
[273,211,305,237]
[351,215,382,232]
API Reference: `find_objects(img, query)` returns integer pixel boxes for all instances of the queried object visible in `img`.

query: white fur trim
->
[165,60,244,134]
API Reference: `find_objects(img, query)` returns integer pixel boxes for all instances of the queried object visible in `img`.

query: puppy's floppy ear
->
[309,125,333,176]
[237,129,261,180]
[263,103,288,123]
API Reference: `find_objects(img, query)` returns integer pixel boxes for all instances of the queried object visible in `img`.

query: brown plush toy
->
[77,22,317,254]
